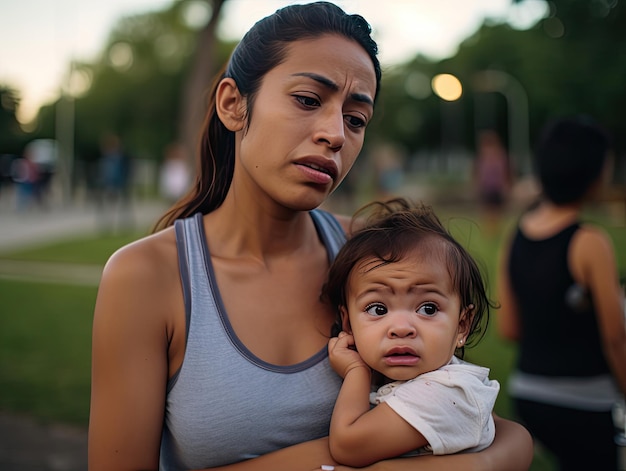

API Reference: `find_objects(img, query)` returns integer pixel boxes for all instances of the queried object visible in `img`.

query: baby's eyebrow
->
[291,72,374,107]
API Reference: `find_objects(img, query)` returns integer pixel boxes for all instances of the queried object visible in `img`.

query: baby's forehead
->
[354,240,450,273]
[366,235,449,262]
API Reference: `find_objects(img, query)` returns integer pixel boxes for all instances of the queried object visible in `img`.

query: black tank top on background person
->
[508,222,611,378]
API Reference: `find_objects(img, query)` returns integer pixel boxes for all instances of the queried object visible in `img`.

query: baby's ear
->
[458,304,475,341]
[340,306,352,334]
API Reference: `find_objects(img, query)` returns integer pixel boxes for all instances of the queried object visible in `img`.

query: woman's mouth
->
[296,161,337,185]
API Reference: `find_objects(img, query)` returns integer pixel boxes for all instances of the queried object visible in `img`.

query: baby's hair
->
[323,198,494,356]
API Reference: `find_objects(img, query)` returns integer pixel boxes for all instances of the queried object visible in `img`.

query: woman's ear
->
[215,77,246,132]
[340,306,352,334]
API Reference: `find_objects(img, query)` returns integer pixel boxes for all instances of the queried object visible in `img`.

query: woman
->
[497,116,626,470]
[89,3,532,470]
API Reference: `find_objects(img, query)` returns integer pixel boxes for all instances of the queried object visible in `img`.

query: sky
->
[0,0,547,124]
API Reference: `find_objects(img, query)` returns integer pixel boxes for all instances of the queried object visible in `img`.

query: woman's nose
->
[314,108,345,152]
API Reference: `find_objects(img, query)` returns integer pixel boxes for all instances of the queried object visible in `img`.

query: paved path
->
[0,412,88,471]
[0,198,168,470]
[0,199,168,284]
[0,199,167,252]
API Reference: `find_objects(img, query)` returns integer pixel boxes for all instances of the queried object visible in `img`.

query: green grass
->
[0,230,145,425]
[0,280,96,425]
[0,230,148,265]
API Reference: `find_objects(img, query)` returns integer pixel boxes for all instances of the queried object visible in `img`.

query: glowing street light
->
[431,74,463,101]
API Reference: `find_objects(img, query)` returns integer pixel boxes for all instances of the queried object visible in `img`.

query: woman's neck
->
[520,199,582,238]
[204,194,319,262]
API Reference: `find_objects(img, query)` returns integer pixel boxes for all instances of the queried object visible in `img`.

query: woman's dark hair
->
[154,2,381,231]
[535,115,612,205]
[322,198,494,357]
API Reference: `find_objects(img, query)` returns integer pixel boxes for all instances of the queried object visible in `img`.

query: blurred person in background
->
[473,129,512,237]
[97,132,133,231]
[11,146,40,211]
[497,116,626,470]
[159,141,191,204]
[372,142,404,199]
[88,2,532,470]
[24,139,57,209]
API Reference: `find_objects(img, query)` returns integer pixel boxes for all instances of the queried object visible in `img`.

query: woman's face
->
[235,34,377,211]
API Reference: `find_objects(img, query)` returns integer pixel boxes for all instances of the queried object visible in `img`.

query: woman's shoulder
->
[93,225,183,346]
[570,223,617,284]
[324,211,365,236]
[573,223,613,253]
[101,226,178,288]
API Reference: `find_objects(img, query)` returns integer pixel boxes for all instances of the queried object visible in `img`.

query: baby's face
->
[342,247,465,381]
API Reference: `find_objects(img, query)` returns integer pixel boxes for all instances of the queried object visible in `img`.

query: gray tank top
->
[159,210,346,470]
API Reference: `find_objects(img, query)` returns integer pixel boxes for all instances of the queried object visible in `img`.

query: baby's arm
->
[327,332,428,467]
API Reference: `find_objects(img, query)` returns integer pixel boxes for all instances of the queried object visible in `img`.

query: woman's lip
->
[295,163,333,184]
[294,156,338,180]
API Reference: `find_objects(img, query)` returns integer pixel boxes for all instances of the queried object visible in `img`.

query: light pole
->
[431,73,463,173]
[55,63,76,206]
[472,70,530,175]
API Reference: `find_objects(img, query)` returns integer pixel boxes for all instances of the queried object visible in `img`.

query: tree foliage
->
[0,86,27,154]
[367,0,626,180]
[5,0,625,189]
[31,1,234,169]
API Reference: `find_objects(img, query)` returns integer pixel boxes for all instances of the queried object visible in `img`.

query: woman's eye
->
[345,115,366,129]
[365,303,387,316]
[294,95,320,108]
[417,303,438,317]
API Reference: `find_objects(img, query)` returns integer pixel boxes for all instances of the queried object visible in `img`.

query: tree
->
[0,86,27,154]
[178,0,228,160]
[366,0,626,183]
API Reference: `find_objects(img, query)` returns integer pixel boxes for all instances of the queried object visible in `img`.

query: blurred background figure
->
[159,141,191,204]
[497,116,626,471]
[11,147,40,212]
[473,129,512,236]
[373,142,404,199]
[24,139,57,209]
[97,133,133,232]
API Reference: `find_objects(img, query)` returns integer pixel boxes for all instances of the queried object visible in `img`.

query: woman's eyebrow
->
[291,72,374,107]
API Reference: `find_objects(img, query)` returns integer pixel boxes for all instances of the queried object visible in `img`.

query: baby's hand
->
[328,331,368,378]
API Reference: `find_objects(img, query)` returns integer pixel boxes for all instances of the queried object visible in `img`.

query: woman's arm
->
[201,415,532,471]
[314,415,533,471]
[191,438,337,471]
[496,236,521,341]
[88,237,177,470]
[574,227,626,394]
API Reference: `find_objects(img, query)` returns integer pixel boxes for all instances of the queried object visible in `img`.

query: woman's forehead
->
[277,35,377,93]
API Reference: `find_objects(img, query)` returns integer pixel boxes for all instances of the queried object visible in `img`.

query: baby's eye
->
[365,303,387,316]
[417,303,438,317]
